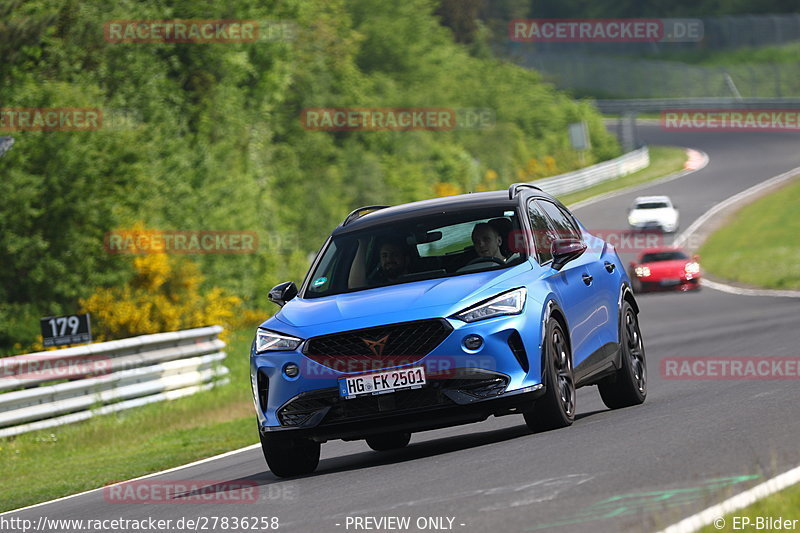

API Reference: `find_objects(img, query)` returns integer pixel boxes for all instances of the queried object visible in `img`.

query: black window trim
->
[525,198,554,267]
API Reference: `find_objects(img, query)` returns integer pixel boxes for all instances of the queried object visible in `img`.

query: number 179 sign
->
[40,313,92,347]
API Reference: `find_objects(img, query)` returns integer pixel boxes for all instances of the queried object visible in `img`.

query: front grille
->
[277,371,509,427]
[303,319,452,371]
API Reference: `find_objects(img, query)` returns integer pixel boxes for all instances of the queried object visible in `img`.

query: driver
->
[369,237,411,284]
[471,223,506,262]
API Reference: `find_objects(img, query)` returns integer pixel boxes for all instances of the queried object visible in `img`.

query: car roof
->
[633,195,672,204]
[333,189,561,235]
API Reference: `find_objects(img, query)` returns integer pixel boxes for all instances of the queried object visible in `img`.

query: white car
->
[627,195,679,233]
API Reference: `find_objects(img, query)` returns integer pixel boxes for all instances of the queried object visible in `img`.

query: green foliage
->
[0,0,619,352]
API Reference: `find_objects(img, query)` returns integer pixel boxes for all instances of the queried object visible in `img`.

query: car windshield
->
[641,251,688,263]
[635,201,670,209]
[303,207,528,298]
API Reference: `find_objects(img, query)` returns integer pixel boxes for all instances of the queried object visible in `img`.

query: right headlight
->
[634,266,651,278]
[453,288,527,323]
[255,329,302,353]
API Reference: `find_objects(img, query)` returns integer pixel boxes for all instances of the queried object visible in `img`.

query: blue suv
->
[251,183,646,477]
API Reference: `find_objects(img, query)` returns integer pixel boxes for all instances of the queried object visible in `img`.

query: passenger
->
[471,223,506,262]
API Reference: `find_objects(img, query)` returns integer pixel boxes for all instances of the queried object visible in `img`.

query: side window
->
[537,201,581,242]
[527,200,553,264]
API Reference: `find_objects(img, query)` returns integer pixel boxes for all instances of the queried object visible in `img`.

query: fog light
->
[284,363,299,378]
[463,334,483,350]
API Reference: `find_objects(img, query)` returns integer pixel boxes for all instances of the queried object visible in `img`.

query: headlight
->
[255,329,302,353]
[454,288,527,323]
[685,262,701,274]
[634,266,651,277]
[628,215,637,225]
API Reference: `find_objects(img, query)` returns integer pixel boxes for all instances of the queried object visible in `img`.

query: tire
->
[524,318,575,432]
[598,301,647,409]
[631,276,642,294]
[259,431,320,477]
[365,432,411,451]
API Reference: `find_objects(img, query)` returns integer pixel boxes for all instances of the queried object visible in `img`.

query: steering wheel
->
[466,256,505,266]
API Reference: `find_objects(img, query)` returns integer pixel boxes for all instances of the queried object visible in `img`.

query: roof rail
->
[508,183,543,200]
[342,205,391,226]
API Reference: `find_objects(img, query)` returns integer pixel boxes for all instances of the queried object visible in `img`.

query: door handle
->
[582,273,593,286]
[604,261,616,273]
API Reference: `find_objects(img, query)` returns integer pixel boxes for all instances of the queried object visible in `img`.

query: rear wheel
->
[260,431,320,477]
[524,318,575,432]
[365,432,411,451]
[598,301,647,409]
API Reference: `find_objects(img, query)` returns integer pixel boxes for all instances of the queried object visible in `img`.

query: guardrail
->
[528,146,649,196]
[594,98,800,115]
[0,326,228,438]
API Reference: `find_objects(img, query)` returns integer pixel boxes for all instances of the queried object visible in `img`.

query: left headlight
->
[454,288,527,323]
[255,329,302,353]
[685,262,701,274]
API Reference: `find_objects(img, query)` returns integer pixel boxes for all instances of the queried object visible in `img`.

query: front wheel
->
[598,301,647,409]
[260,431,320,477]
[366,432,411,451]
[524,318,575,432]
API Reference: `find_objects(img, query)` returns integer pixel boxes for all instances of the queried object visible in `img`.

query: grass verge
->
[698,481,800,533]
[559,145,688,206]
[698,178,800,290]
[0,146,688,513]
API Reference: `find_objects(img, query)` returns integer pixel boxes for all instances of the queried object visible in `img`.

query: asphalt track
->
[7,126,800,532]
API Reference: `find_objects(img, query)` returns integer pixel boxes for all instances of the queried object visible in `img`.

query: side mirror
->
[692,254,700,262]
[551,238,587,271]
[268,281,298,307]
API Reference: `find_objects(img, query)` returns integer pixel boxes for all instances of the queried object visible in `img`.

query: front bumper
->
[259,382,544,442]
[638,276,700,292]
[251,314,544,439]
[628,221,675,232]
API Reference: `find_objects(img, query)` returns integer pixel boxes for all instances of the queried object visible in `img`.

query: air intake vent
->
[507,330,529,372]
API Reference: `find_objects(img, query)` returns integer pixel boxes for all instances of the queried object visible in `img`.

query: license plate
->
[339,367,426,399]
[660,279,681,286]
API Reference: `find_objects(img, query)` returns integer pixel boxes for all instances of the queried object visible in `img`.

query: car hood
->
[268,265,531,333]
[641,259,689,277]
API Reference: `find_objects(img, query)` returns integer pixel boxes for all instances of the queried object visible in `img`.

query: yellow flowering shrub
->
[80,253,248,342]
[434,182,461,197]
[544,155,557,173]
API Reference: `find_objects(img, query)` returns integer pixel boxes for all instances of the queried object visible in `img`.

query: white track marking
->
[701,278,800,298]
[568,149,709,211]
[655,464,800,533]
[672,164,800,298]
[0,444,261,516]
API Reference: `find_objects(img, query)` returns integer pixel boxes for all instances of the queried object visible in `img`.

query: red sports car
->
[629,247,701,293]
